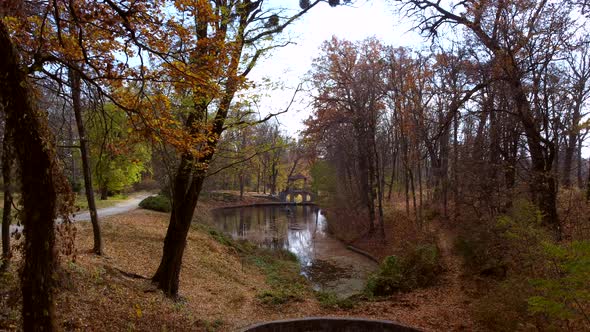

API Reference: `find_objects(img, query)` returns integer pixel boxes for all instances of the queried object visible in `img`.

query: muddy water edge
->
[210,205,378,298]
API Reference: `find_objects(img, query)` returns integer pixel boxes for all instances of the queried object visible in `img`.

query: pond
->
[211,205,378,298]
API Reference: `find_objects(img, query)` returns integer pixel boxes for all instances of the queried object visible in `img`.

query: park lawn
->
[74,193,128,211]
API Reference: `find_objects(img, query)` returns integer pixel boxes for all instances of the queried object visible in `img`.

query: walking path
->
[2,192,152,236]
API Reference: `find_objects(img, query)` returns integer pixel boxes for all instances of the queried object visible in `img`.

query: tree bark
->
[239,172,244,200]
[152,153,203,296]
[357,124,375,233]
[1,21,65,331]
[577,137,584,189]
[1,130,13,271]
[100,185,108,200]
[511,77,560,238]
[562,136,576,187]
[69,69,103,255]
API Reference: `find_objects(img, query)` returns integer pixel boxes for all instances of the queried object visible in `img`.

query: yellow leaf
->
[135,304,142,318]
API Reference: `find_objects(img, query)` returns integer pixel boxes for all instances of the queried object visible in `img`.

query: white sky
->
[249,0,422,136]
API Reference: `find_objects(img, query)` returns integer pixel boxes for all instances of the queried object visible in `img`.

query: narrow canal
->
[211,205,378,298]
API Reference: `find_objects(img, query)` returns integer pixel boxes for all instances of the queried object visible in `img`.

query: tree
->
[70,69,103,254]
[398,0,582,237]
[88,103,150,199]
[0,19,74,331]
[561,37,590,187]
[149,0,331,297]
[1,123,13,271]
[306,37,387,236]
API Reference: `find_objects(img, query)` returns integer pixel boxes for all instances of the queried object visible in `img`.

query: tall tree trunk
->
[404,167,410,217]
[357,127,374,233]
[256,166,260,193]
[377,142,386,238]
[1,131,13,271]
[512,79,560,238]
[577,137,584,189]
[100,185,108,200]
[410,168,418,225]
[1,21,70,331]
[562,135,576,187]
[452,110,459,218]
[418,159,423,221]
[152,154,203,296]
[239,172,244,200]
[153,22,244,295]
[69,69,103,255]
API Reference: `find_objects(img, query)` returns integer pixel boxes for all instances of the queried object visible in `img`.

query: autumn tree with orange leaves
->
[2,3,347,330]
[306,37,388,237]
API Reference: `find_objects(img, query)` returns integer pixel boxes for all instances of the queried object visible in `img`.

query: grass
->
[315,291,359,310]
[197,224,311,306]
[74,193,128,210]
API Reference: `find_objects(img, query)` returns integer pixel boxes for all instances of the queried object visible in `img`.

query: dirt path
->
[73,192,151,221]
[2,192,152,236]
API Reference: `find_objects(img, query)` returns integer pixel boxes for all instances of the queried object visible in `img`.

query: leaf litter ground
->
[1,197,481,331]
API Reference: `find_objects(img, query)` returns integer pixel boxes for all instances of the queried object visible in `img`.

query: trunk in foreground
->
[1,131,12,271]
[152,155,204,296]
[1,21,66,331]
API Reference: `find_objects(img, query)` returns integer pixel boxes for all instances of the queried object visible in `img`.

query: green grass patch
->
[315,291,359,309]
[196,223,310,306]
[75,193,128,210]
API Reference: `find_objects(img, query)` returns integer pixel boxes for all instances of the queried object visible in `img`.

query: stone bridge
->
[278,189,315,204]
[278,173,315,204]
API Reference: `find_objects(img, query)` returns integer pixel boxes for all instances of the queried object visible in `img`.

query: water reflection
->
[211,205,377,297]
[214,205,321,259]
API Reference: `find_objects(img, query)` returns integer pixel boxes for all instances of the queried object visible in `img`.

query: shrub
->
[139,194,171,212]
[527,240,590,329]
[366,256,403,296]
[366,243,441,296]
[468,199,590,330]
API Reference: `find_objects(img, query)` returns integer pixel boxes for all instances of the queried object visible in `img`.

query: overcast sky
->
[248,0,422,136]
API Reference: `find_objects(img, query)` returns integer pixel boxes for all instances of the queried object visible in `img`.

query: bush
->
[366,243,441,296]
[527,240,590,329]
[467,199,590,330]
[139,195,171,212]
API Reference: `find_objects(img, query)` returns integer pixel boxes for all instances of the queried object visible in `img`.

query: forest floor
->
[350,215,481,332]
[0,193,482,331]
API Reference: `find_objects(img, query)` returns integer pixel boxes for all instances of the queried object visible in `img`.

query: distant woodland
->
[1,0,589,331]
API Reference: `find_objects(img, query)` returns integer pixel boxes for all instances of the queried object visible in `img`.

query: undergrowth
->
[365,243,442,297]
[456,199,590,331]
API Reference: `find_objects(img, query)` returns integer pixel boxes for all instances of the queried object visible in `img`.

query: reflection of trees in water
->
[213,205,323,258]
[238,209,245,237]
